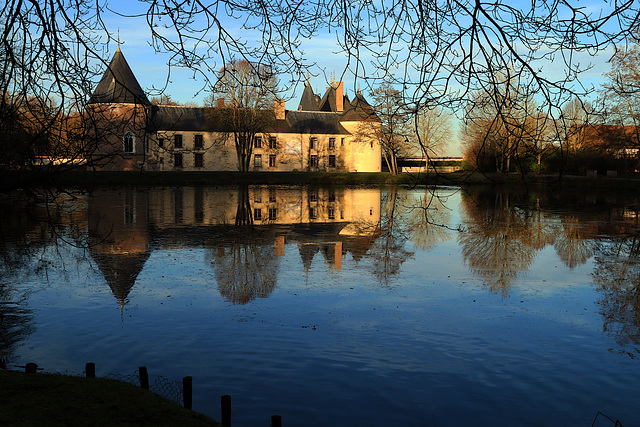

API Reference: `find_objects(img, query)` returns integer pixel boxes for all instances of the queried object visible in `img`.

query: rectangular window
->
[309,207,317,219]
[269,207,277,221]
[341,137,345,146]
[269,136,277,149]
[174,134,183,149]
[194,153,204,168]
[158,137,165,148]
[194,134,203,149]
[254,192,262,203]
[174,152,183,168]
[310,155,318,168]
[309,189,318,202]
[254,154,262,168]
[254,136,262,148]
[269,188,277,203]
[329,191,336,202]
[328,206,335,220]
[269,154,276,167]
[328,154,336,168]
[329,137,335,149]
[310,136,318,149]
[254,208,262,221]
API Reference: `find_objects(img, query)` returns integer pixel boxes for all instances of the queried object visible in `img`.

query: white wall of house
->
[341,120,382,172]
[146,128,381,172]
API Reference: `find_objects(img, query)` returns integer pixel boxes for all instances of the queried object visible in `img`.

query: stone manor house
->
[86,48,382,172]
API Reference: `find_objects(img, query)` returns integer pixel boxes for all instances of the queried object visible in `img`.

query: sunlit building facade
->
[87,49,382,172]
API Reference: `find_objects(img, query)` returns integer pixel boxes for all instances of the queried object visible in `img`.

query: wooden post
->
[221,395,231,427]
[25,363,38,374]
[271,415,282,427]
[85,362,96,378]
[183,376,192,410]
[139,366,149,390]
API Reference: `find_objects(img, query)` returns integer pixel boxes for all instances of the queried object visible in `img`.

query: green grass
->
[0,371,222,427]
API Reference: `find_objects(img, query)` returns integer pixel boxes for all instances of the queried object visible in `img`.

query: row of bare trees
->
[2,1,639,177]
[460,30,640,176]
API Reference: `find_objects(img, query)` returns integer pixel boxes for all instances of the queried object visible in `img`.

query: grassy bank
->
[0,371,221,427]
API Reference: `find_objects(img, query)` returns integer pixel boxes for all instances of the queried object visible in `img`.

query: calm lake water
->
[1,184,640,426]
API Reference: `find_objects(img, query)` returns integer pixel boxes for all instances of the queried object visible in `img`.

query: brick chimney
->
[275,99,285,120]
[217,98,225,108]
[336,81,343,112]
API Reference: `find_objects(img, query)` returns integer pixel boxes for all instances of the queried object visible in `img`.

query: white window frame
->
[123,131,135,154]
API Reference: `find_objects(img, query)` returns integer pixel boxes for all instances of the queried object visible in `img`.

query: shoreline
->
[2,169,640,191]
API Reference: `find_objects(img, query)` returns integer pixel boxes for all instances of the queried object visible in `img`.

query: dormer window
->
[123,132,135,153]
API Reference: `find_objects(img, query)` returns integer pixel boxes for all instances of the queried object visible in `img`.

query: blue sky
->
[98,1,625,156]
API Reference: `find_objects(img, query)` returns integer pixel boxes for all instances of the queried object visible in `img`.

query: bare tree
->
[206,60,279,172]
[415,106,452,157]
[598,33,640,149]
[462,73,546,173]
[560,97,593,153]
[365,80,414,175]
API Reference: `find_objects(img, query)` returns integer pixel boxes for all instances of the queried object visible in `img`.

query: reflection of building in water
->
[88,188,150,311]
[88,186,381,305]
[146,186,380,230]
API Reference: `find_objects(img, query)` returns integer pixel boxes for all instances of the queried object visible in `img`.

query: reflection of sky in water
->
[4,186,640,426]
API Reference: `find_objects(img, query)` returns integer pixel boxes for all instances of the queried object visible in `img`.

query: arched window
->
[123,132,135,153]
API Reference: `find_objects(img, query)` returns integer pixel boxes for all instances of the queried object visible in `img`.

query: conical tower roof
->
[88,48,150,105]
[341,89,378,121]
[298,82,320,111]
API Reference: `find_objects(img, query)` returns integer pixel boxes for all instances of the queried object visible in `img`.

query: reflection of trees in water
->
[0,284,34,369]
[553,217,595,269]
[235,184,253,227]
[370,188,413,286]
[459,227,535,297]
[459,189,554,297]
[0,190,88,367]
[593,234,640,356]
[209,184,280,304]
[0,195,48,277]
[210,235,280,304]
[404,189,452,251]
[0,190,89,278]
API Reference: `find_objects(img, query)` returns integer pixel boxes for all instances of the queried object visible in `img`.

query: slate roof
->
[149,106,213,132]
[286,111,349,134]
[149,105,349,135]
[298,83,320,111]
[297,82,378,122]
[341,91,378,121]
[318,85,341,112]
[88,49,150,105]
